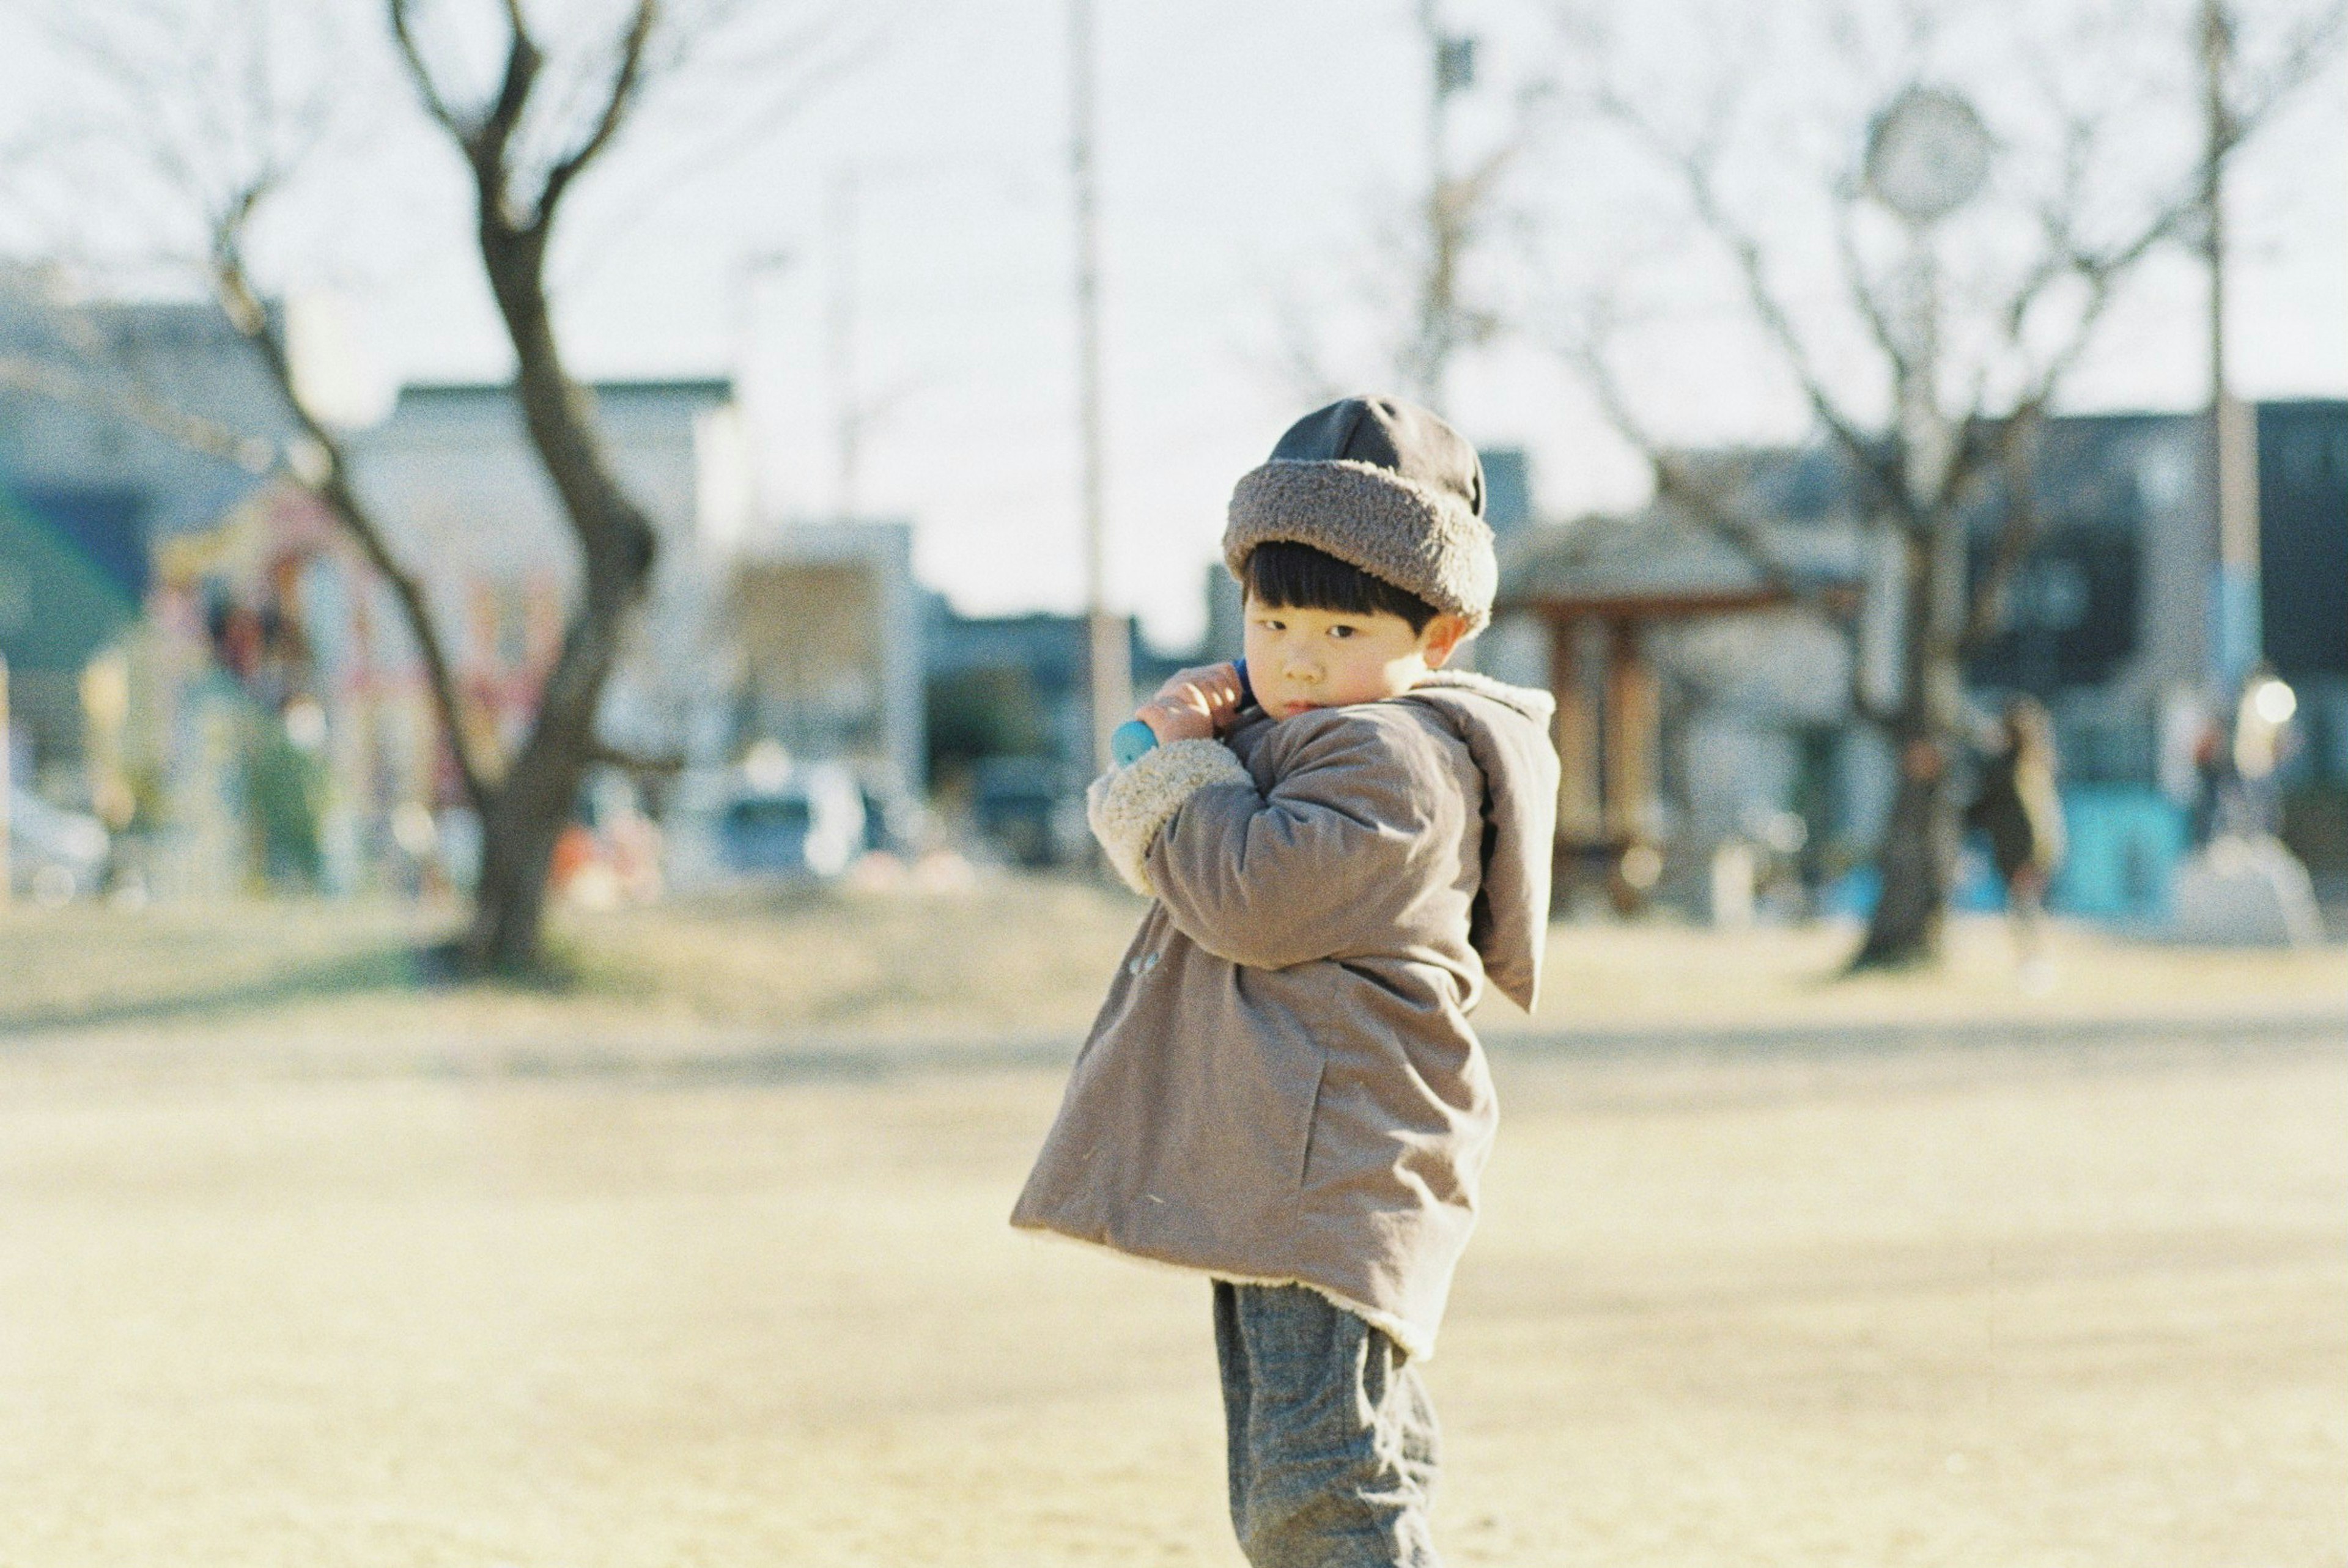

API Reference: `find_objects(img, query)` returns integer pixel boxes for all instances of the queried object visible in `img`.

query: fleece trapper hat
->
[1223,396,1497,633]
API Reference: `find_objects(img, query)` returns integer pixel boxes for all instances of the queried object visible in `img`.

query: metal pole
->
[1902,236,1962,733]
[733,248,794,536]
[0,652,10,904]
[1422,0,1444,412]
[1416,0,1460,414]
[830,167,862,521]
[1072,0,1126,776]
[1422,0,1445,185]
[2203,0,2261,690]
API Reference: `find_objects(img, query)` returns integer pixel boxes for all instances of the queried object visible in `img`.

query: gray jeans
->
[1213,1281,1442,1567]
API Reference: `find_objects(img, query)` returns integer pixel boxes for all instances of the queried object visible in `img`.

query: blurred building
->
[2255,402,2348,897]
[1,278,288,791]
[1479,446,1535,540]
[0,281,333,897]
[344,378,750,772]
[1,273,767,898]
[0,485,148,776]
[1499,403,2348,921]
[719,520,922,796]
[920,596,1183,866]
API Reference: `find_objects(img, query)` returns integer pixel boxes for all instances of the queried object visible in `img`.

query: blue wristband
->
[1110,718,1159,766]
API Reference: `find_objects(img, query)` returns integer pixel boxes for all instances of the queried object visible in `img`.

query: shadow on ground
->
[0,943,442,1036]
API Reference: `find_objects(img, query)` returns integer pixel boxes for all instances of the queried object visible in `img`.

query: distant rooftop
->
[397,377,733,405]
[1499,501,1865,617]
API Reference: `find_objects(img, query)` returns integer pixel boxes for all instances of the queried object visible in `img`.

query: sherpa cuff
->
[1225,458,1498,633]
[1086,739,1252,896]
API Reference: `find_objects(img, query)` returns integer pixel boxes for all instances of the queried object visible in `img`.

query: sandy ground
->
[1,1028,2341,1566]
[2,890,2341,1076]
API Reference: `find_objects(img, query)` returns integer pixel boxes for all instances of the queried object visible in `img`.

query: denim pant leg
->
[1213,1281,1442,1568]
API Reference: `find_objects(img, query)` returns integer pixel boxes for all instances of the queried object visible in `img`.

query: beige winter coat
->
[1010,671,1559,1358]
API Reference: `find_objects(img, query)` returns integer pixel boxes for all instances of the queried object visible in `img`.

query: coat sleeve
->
[1085,738,1255,896]
[1145,715,1460,972]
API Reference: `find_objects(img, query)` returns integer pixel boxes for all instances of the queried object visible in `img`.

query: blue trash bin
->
[2048,784,2188,921]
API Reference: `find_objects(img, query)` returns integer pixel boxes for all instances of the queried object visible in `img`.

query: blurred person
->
[1013,399,1560,1568]
[2190,707,2231,847]
[1965,696,2066,981]
[2158,686,2219,845]
[2224,664,2300,839]
[246,701,328,889]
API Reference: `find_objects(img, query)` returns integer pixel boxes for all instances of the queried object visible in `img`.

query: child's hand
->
[1135,663,1246,745]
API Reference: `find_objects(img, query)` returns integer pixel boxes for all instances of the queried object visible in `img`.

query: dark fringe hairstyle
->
[1239,540,1439,633]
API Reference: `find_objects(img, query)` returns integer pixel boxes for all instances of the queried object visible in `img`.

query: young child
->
[1011,396,1561,1566]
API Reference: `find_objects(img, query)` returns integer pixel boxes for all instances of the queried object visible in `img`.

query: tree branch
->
[1957,413,2043,653]
[1830,186,1908,391]
[385,0,463,136]
[0,352,276,473]
[1947,135,2229,641]
[1946,2,2346,648]
[1571,315,1891,732]
[478,2,544,166]
[2231,0,2348,132]
[210,191,496,815]
[585,740,686,776]
[534,0,660,226]
[1549,309,1796,595]
[1591,84,1914,525]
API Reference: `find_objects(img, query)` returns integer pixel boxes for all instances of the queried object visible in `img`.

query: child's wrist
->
[1141,705,1214,744]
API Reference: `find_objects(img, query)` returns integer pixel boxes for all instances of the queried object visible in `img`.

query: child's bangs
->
[1242,542,1436,631]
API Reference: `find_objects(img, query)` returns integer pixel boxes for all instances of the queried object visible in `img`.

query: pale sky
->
[7,0,2343,647]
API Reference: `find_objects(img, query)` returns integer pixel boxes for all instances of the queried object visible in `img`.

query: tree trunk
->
[457,628,652,977]
[456,221,660,975]
[1851,720,1958,970]
[1852,516,1966,970]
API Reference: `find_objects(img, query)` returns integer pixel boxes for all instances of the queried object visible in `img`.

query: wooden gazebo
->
[1495,507,1858,883]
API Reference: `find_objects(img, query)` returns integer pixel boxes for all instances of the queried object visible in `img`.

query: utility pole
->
[1071,0,1126,776]
[829,167,863,520]
[2202,0,2262,691]
[0,653,10,904]
[1413,2,1477,414]
[732,248,794,535]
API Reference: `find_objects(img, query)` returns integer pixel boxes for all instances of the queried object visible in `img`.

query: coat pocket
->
[1291,1043,1330,1194]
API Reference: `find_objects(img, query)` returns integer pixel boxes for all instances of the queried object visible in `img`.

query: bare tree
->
[1537,0,2342,968]
[378,0,684,971]
[19,0,851,973]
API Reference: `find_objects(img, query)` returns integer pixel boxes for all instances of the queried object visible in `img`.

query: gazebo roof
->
[1497,501,1865,619]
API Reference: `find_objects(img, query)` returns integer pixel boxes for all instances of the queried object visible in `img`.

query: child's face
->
[1242,595,1468,721]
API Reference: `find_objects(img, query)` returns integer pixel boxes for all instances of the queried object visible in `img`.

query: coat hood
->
[1395,669,1560,1011]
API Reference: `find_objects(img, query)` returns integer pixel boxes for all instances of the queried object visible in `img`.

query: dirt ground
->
[2,1028,2340,1566]
[3,889,2342,1075]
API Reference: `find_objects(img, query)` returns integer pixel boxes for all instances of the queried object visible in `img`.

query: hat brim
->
[1224,458,1496,633]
